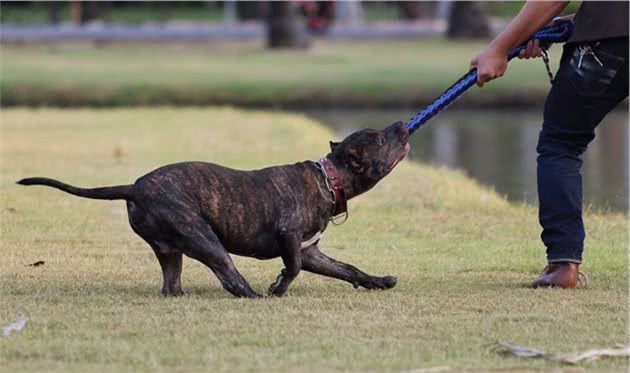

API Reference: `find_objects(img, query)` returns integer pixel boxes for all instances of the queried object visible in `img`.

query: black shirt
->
[568,1,629,43]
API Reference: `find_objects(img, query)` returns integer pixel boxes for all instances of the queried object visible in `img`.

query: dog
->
[18,121,410,298]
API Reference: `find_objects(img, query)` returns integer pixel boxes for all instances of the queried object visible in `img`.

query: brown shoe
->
[531,262,585,289]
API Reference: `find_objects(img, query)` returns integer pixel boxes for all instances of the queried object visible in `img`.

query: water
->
[304,108,629,212]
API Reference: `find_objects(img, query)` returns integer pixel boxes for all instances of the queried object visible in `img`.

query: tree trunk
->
[267,2,310,49]
[335,1,363,26]
[399,1,440,21]
[71,1,83,24]
[447,1,491,39]
[47,2,62,24]
[70,1,104,25]
[237,1,267,20]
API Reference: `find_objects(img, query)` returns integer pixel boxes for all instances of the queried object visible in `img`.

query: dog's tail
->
[17,177,133,200]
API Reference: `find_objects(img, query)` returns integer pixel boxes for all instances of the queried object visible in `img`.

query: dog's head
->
[328,121,410,198]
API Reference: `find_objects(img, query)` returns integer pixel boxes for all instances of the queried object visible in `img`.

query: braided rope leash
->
[406,20,574,134]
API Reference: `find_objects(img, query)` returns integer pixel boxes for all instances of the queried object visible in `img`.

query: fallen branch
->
[493,341,630,364]
[2,314,28,337]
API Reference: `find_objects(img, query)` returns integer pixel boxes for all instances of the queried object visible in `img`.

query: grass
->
[0,39,561,107]
[1,107,628,372]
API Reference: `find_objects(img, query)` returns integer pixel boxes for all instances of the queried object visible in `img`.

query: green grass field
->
[1,39,560,107]
[1,108,627,372]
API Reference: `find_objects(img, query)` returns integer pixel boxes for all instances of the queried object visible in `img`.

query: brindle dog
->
[18,121,410,298]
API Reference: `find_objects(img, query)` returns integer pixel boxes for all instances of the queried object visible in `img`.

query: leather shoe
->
[531,262,583,288]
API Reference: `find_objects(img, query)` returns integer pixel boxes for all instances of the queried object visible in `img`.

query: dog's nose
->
[398,122,409,137]
[394,122,409,142]
[384,121,404,133]
[383,121,409,142]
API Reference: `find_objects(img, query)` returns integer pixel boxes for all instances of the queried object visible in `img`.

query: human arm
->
[470,1,570,87]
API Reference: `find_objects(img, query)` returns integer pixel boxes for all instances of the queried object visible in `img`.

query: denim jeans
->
[537,37,629,263]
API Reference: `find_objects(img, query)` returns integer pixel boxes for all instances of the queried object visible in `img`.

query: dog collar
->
[314,157,348,224]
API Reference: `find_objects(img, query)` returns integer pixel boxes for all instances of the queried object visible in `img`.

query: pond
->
[304,107,628,213]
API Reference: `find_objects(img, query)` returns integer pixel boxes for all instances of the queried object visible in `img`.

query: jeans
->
[537,37,629,263]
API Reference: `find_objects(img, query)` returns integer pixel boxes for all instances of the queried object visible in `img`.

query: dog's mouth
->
[387,136,410,169]
[403,142,411,155]
[401,130,410,144]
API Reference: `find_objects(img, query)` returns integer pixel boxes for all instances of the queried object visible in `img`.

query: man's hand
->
[471,39,544,87]
[517,15,575,60]
[518,39,543,59]
[468,1,570,88]
[470,45,509,87]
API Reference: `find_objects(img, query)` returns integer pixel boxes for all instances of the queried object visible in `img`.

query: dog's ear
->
[329,141,340,152]
[347,149,365,174]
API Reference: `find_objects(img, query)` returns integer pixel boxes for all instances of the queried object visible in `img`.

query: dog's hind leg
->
[301,245,397,290]
[128,201,185,296]
[149,244,184,297]
[176,220,262,298]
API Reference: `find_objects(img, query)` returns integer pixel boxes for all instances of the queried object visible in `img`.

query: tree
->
[267,1,310,49]
[335,1,363,26]
[47,2,62,24]
[236,1,267,21]
[70,1,105,25]
[398,1,438,21]
[447,1,491,39]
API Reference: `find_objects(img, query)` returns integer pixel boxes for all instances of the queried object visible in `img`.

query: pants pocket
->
[568,42,624,96]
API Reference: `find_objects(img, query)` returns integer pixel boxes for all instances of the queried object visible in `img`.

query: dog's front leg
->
[268,230,302,297]
[301,245,397,290]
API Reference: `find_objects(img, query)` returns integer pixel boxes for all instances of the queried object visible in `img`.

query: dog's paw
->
[269,290,288,297]
[267,275,286,296]
[380,275,398,289]
[161,287,186,297]
[361,275,397,290]
[267,282,288,297]
[236,291,266,299]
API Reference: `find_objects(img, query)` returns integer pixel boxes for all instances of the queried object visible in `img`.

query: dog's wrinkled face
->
[329,121,410,198]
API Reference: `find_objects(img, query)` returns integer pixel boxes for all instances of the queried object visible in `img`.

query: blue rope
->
[406,20,574,134]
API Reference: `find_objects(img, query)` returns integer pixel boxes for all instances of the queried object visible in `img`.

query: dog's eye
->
[377,136,385,146]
